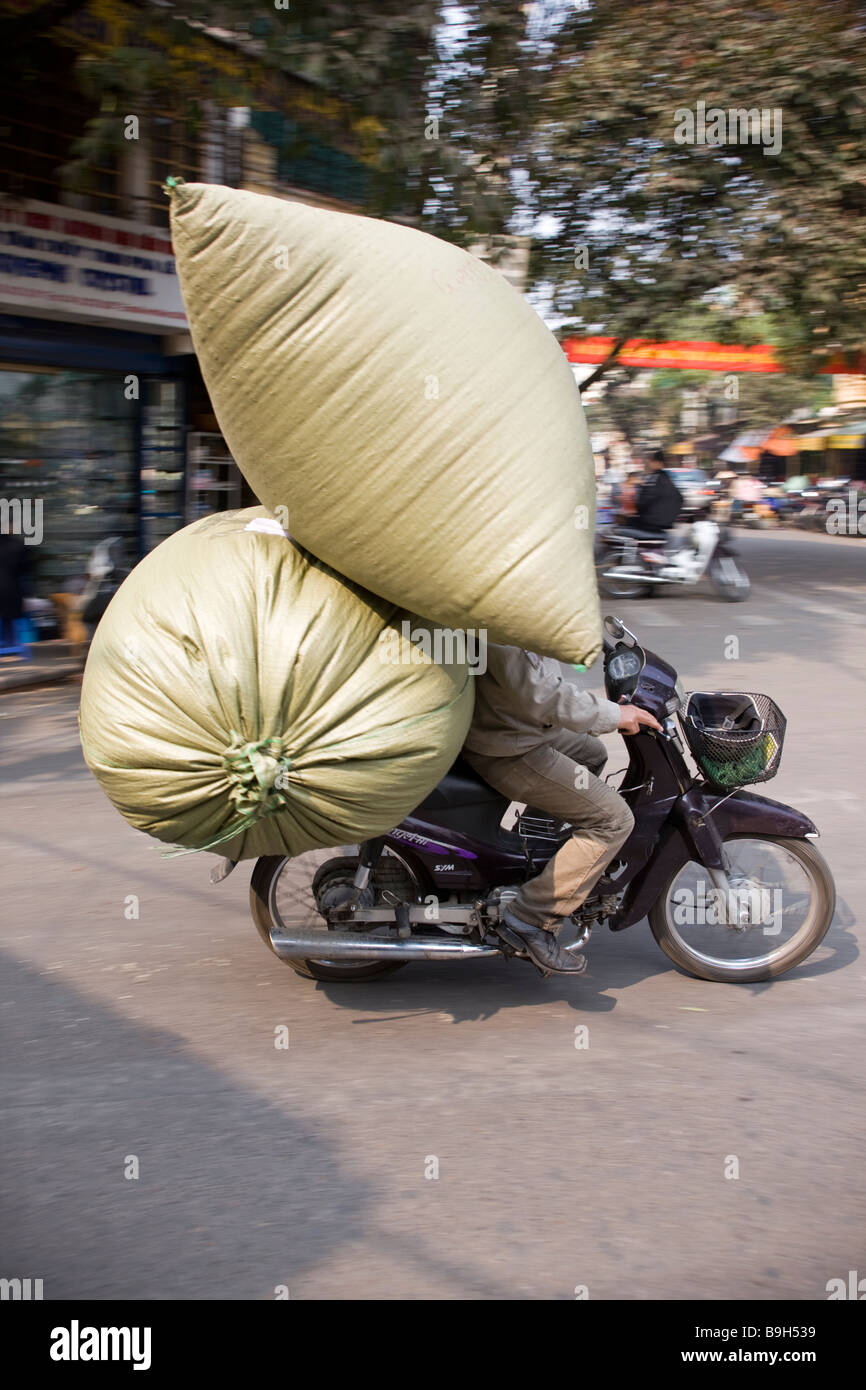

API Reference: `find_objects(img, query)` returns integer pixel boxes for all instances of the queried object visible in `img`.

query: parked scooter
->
[791,479,852,533]
[595,509,750,601]
[218,616,835,986]
[79,537,128,635]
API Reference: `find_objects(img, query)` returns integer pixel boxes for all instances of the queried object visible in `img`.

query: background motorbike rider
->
[462,644,661,976]
[624,448,684,540]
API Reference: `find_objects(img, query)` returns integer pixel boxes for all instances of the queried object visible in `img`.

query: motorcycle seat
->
[419,754,507,811]
[609,527,669,544]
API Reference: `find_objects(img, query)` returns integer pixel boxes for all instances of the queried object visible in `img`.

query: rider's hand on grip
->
[617,698,663,735]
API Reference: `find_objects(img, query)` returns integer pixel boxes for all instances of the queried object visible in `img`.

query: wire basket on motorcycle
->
[682,692,786,788]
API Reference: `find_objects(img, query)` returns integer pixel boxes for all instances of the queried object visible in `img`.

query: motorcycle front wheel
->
[709,553,750,601]
[648,835,835,982]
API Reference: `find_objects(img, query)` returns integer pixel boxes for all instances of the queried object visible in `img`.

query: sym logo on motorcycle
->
[230,616,835,987]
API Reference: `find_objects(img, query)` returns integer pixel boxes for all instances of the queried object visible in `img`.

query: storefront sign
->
[0,198,187,332]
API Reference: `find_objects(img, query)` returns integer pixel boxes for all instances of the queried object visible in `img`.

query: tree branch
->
[576,337,627,393]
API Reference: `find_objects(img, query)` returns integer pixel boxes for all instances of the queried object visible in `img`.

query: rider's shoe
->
[499,906,588,976]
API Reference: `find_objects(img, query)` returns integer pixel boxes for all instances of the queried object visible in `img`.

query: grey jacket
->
[464,643,622,758]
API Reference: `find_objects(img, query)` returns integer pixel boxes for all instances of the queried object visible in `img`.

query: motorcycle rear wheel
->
[250,850,407,982]
[595,552,652,599]
[649,835,835,982]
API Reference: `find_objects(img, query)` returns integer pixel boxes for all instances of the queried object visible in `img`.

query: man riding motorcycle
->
[462,644,661,976]
[625,448,683,539]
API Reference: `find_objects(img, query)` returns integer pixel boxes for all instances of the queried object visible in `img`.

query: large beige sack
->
[167,180,602,666]
[79,508,474,860]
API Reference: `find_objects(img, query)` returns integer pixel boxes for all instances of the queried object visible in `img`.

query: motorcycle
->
[219,616,835,986]
[595,510,750,602]
[791,480,852,533]
[79,536,128,633]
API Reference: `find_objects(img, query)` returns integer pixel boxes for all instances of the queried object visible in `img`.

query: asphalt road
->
[1,526,864,1300]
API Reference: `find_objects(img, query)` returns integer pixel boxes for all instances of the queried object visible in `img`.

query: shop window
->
[0,366,137,600]
[140,378,185,552]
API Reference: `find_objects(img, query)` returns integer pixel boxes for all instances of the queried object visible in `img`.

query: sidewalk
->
[0,640,86,693]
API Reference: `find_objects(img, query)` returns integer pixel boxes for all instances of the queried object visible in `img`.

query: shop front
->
[0,198,191,612]
[791,423,866,482]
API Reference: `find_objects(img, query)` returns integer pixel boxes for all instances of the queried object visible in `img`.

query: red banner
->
[561,337,866,375]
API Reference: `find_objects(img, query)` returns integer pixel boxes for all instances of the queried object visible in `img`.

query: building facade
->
[0,2,371,604]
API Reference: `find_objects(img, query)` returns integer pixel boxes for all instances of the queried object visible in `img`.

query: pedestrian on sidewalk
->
[0,531,29,653]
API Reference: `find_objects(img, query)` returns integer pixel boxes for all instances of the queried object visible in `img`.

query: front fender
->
[610,786,818,930]
[701,786,818,840]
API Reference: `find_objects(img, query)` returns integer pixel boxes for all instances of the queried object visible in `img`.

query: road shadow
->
[313,919,678,1022]
[314,895,858,1022]
[740,892,859,995]
[0,949,516,1299]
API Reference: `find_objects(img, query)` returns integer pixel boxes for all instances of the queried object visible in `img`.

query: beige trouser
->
[464,731,635,932]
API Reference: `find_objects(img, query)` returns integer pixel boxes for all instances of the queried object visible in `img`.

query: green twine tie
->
[162,732,292,858]
[160,661,474,860]
[223,732,292,820]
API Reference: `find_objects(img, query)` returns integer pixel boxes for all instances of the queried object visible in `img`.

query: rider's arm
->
[634,478,649,519]
[489,645,623,736]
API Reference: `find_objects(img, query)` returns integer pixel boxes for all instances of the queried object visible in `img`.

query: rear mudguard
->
[609,785,818,931]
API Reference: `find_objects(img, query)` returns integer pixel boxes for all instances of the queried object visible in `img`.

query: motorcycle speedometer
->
[608,650,642,684]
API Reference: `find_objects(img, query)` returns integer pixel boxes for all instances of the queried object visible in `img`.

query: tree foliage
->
[4,0,866,377]
[530,0,866,376]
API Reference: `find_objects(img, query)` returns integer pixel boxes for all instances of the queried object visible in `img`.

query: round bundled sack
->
[79,508,474,860]
[167,180,603,666]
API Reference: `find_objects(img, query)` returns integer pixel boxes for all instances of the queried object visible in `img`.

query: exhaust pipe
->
[600,569,677,584]
[267,927,501,962]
